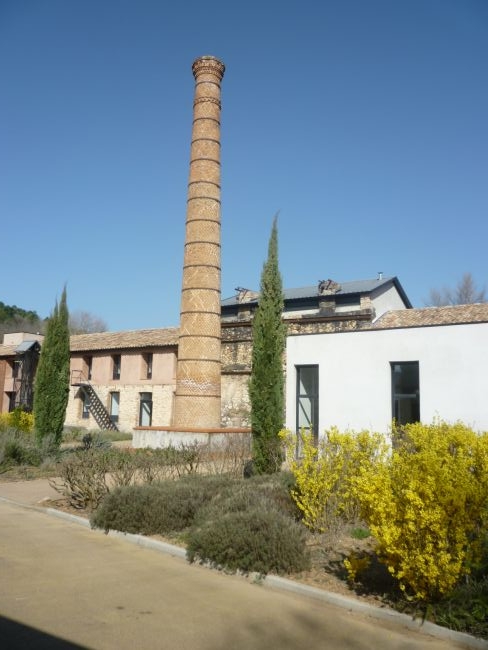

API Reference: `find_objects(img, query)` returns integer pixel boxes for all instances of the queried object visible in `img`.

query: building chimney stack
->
[173,56,225,429]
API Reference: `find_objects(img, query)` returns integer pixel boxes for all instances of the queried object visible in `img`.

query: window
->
[391,362,420,425]
[84,356,93,381]
[7,392,16,412]
[11,361,21,379]
[82,391,90,419]
[110,391,120,424]
[296,365,319,444]
[139,392,152,426]
[112,354,121,380]
[143,353,153,380]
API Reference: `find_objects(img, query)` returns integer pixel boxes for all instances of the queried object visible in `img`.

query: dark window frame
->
[84,356,93,381]
[296,365,319,446]
[390,361,420,426]
[81,391,90,419]
[144,353,153,380]
[7,392,16,412]
[109,391,120,424]
[139,392,153,426]
[112,354,121,380]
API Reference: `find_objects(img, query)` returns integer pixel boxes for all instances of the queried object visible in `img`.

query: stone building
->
[0,274,410,436]
[63,274,410,434]
[2,277,486,440]
[0,332,43,413]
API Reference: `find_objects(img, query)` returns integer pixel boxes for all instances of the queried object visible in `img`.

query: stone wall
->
[219,311,375,429]
[65,383,174,432]
[221,373,251,427]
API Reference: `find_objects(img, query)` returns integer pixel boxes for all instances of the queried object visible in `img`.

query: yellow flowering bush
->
[280,427,387,532]
[357,421,488,602]
[344,552,371,583]
[0,408,34,433]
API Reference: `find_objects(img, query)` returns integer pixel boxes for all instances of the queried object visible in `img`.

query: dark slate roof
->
[16,341,39,353]
[0,340,40,357]
[373,303,488,329]
[222,276,412,308]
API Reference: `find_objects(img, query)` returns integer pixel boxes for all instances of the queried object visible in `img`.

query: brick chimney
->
[173,56,225,428]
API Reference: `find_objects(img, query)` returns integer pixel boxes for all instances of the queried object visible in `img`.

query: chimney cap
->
[192,55,225,79]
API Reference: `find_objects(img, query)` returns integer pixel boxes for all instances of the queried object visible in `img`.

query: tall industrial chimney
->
[173,56,225,429]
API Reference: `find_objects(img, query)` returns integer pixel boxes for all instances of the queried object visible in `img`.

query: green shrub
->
[187,505,310,575]
[198,471,299,521]
[0,429,54,468]
[185,473,308,575]
[430,576,488,639]
[350,526,371,540]
[91,475,235,535]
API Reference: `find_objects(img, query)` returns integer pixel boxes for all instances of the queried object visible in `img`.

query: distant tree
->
[0,301,44,338]
[426,273,486,306]
[249,217,286,474]
[69,310,108,334]
[0,317,45,338]
[34,287,70,446]
[0,301,40,323]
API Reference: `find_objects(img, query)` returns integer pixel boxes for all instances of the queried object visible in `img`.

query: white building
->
[286,303,488,437]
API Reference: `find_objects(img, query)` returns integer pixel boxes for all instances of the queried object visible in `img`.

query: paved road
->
[0,499,473,650]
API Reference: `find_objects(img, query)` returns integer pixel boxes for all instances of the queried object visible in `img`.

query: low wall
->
[133,426,252,449]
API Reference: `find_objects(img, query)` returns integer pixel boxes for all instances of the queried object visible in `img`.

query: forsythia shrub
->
[344,552,371,583]
[0,408,34,434]
[280,427,387,532]
[357,421,488,602]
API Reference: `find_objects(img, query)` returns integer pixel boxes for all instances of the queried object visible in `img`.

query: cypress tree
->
[249,217,286,473]
[34,286,70,446]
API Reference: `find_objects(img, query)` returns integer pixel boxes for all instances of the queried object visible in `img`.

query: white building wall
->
[286,322,488,436]
[371,284,408,320]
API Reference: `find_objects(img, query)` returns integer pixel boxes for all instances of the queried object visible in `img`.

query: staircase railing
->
[71,370,118,431]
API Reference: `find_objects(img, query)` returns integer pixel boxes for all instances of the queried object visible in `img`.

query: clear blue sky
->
[1,0,487,331]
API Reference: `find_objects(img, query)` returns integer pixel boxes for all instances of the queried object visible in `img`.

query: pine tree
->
[34,286,70,446]
[249,217,286,473]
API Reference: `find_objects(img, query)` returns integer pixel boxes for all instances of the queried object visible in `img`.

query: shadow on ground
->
[0,615,88,650]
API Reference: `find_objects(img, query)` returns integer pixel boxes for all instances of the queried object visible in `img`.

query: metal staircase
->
[71,371,118,431]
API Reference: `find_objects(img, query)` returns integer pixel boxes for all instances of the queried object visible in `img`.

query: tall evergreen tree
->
[249,217,286,473]
[34,286,70,446]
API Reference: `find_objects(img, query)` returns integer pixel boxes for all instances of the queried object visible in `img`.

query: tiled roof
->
[374,303,488,329]
[70,327,179,352]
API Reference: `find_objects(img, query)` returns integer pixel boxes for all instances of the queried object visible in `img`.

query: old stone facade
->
[0,276,412,436]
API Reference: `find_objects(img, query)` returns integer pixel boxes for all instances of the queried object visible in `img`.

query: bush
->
[357,421,488,602]
[91,475,234,535]
[50,448,113,509]
[49,443,211,510]
[186,472,308,575]
[0,408,34,434]
[62,428,132,444]
[91,470,308,576]
[187,505,310,575]
[204,434,252,477]
[281,427,387,532]
[0,428,55,468]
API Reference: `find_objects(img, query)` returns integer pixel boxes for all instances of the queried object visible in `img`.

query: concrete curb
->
[2,496,487,650]
[264,575,488,650]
